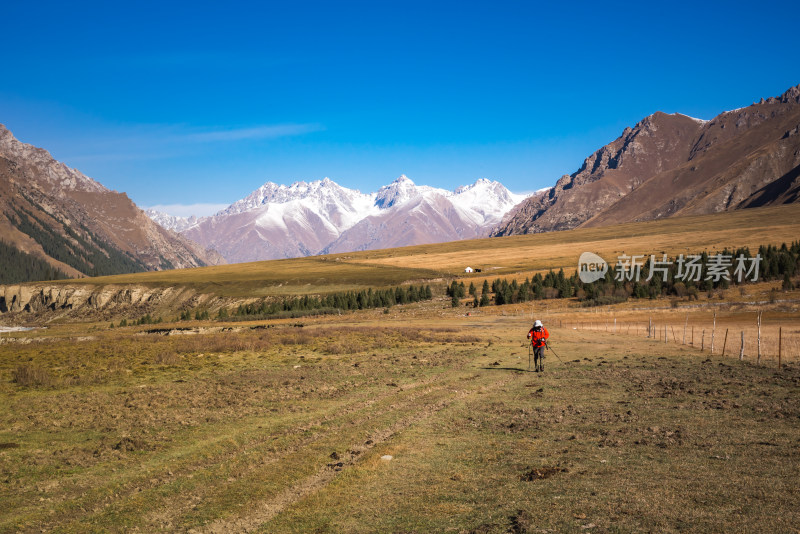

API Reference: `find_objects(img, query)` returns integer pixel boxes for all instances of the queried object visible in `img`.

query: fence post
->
[683,314,688,345]
[778,327,782,369]
[739,331,744,361]
[711,311,717,354]
[648,317,652,338]
[721,328,729,357]
[664,325,667,344]
[757,311,762,365]
[701,330,705,351]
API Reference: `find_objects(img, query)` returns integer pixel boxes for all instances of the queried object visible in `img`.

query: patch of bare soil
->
[520,466,569,481]
[508,509,535,533]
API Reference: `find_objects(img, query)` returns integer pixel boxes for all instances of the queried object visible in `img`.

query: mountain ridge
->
[0,124,224,282]
[492,84,800,236]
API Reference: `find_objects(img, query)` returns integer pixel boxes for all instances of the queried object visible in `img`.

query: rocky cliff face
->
[0,124,224,281]
[0,282,226,320]
[492,84,800,236]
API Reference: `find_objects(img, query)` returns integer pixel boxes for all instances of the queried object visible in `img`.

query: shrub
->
[154,352,182,366]
[12,364,53,387]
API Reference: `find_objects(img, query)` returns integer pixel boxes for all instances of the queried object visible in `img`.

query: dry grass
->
[1,204,799,531]
[154,351,183,366]
[1,312,798,532]
[24,203,800,299]
[358,203,800,277]
[11,363,52,387]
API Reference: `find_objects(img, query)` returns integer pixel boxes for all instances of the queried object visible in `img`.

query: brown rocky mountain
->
[492,84,800,236]
[0,124,223,282]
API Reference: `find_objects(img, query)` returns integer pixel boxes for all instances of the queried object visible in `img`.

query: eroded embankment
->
[0,282,230,318]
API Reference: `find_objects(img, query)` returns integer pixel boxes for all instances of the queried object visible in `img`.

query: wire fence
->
[542,314,799,367]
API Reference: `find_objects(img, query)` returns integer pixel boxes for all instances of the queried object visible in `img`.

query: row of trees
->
[580,244,799,304]
[109,285,434,327]
[233,284,434,319]
[455,242,800,307]
[104,242,800,325]
[111,314,164,328]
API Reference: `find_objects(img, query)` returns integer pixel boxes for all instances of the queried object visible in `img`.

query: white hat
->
[534,320,543,327]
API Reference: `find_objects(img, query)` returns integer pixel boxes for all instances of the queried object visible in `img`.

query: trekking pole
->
[543,339,566,364]
[528,344,532,371]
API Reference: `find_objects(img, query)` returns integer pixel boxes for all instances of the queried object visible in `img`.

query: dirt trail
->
[29,369,454,533]
[137,375,460,530]
[201,375,511,533]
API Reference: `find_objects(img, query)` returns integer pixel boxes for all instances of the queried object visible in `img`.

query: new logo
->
[578,252,608,283]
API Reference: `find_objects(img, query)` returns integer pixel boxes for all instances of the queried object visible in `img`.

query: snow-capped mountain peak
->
[374,174,425,209]
[144,209,199,233]
[450,179,527,221]
[149,175,529,262]
[221,177,370,217]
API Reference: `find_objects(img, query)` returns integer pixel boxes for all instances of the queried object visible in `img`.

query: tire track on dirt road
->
[31,371,452,533]
[138,373,462,529]
[200,374,513,533]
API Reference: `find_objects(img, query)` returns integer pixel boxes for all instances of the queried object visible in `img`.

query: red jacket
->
[528,326,549,348]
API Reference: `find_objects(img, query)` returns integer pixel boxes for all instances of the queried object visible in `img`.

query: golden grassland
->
[35,203,800,297]
[1,206,799,531]
[359,203,800,278]
[1,298,799,532]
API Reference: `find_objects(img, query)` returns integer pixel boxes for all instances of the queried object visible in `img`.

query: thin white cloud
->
[62,122,324,162]
[182,123,324,143]
[146,203,230,218]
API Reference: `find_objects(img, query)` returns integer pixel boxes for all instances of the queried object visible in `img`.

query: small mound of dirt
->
[113,437,147,452]
[520,466,568,481]
[509,510,534,533]
[467,522,499,534]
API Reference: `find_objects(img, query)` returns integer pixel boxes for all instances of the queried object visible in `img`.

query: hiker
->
[527,319,549,372]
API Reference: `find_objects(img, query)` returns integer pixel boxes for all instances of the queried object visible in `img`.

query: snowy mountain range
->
[147,175,527,263]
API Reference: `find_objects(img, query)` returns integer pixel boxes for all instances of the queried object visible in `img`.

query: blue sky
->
[2,1,798,216]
